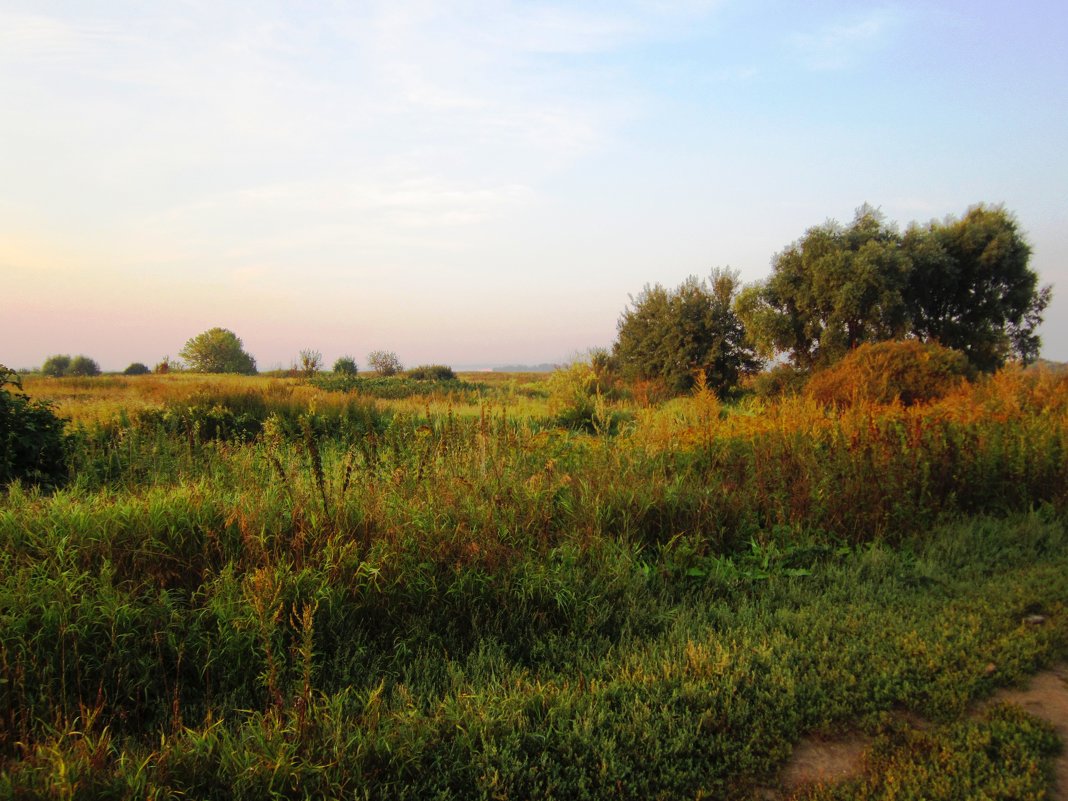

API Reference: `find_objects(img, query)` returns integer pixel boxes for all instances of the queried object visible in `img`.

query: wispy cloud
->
[791,9,901,71]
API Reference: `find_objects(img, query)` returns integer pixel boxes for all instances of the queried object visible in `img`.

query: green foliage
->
[40,354,71,377]
[179,328,257,374]
[367,350,402,376]
[740,204,1052,372]
[737,205,910,369]
[332,355,358,376]
[904,204,1051,371]
[614,268,760,395]
[67,355,101,377]
[41,354,101,377]
[749,363,809,400]
[3,372,1068,798]
[0,364,67,488]
[798,705,1059,801]
[806,340,971,407]
[546,362,624,433]
[123,362,151,376]
[406,364,456,381]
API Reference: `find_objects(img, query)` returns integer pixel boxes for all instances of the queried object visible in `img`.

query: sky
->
[2,0,1067,371]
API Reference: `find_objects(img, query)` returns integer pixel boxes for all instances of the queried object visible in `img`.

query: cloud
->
[791,9,901,71]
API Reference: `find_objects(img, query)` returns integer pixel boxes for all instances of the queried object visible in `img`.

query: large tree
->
[735,206,910,370]
[613,269,759,395]
[738,204,1051,372]
[179,328,257,374]
[903,205,1050,371]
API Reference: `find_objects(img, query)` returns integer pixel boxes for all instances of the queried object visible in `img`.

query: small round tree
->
[179,328,257,374]
[67,355,101,377]
[41,354,71,377]
[333,356,358,376]
[124,362,151,376]
[367,350,402,377]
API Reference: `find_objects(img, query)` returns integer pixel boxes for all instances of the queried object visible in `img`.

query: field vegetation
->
[2,359,1066,798]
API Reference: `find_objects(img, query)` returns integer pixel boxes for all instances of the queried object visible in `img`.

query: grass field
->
[2,367,1066,798]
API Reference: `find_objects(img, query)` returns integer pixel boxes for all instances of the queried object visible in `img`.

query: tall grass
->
[3,366,1067,797]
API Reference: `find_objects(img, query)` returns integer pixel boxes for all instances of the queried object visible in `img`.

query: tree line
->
[613,203,1051,395]
[27,203,1051,396]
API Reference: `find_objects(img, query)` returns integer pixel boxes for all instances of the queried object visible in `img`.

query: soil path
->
[766,662,1068,799]
[984,663,1068,801]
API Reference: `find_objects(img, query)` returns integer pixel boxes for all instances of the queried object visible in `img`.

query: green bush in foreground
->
[0,365,67,488]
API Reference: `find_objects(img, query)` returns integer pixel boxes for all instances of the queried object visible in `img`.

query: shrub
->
[333,356,358,376]
[154,357,173,374]
[298,349,323,378]
[179,328,257,374]
[749,363,809,400]
[0,365,67,487]
[407,364,456,381]
[68,355,101,377]
[806,340,970,407]
[614,270,759,395]
[547,362,624,433]
[367,350,402,376]
[123,362,151,376]
[41,354,71,377]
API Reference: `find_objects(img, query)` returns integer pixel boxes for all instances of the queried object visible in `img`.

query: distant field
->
[3,367,1067,798]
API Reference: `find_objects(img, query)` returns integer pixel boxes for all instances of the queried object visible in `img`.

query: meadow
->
[1,366,1066,799]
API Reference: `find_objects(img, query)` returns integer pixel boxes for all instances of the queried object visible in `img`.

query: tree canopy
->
[737,204,1051,372]
[179,328,257,374]
[613,269,759,396]
[903,205,1050,371]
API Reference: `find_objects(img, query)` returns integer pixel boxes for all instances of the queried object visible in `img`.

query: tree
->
[41,354,71,377]
[298,349,323,378]
[903,205,1050,371]
[736,206,910,370]
[333,356,358,376]
[613,269,759,396]
[124,362,151,375]
[179,328,257,374]
[367,350,402,376]
[737,203,1052,372]
[67,355,101,377]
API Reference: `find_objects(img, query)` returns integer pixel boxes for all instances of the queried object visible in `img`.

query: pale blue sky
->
[3,1,1066,370]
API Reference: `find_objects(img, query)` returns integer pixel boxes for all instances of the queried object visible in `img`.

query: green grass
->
[2,370,1067,798]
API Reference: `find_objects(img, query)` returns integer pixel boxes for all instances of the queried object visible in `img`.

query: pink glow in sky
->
[3,2,1067,371]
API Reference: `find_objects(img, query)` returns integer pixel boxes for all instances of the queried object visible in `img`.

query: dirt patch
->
[780,734,870,789]
[767,662,1068,799]
[984,663,1068,801]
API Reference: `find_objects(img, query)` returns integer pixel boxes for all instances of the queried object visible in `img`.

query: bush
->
[0,365,67,488]
[68,355,101,377]
[333,356,358,376]
[123,362,151,376]
[298,349,323,378]
[614,270,759,396]
[407,364,456,381]
[367,350,402,377]
[749,363,809,400]
[179,328,257,374]
[40,354,71,377]
[806,340,971,408]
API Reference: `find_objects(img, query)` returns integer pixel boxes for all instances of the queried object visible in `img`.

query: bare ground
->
[758,662,1068,800]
